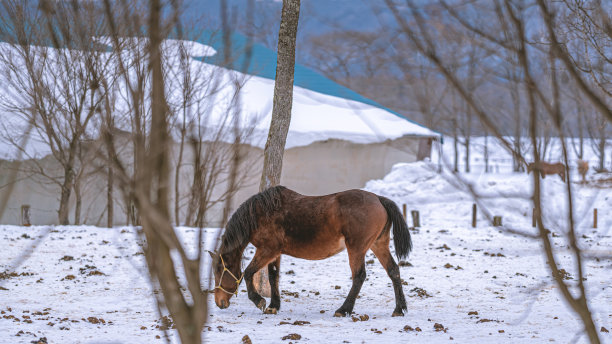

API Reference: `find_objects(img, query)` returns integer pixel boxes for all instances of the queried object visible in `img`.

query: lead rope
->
[215,254,243,296]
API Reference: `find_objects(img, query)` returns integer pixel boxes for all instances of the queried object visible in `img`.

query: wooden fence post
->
[21,205,31,226]
[493,216,502,227]
[472,203,477,228]
[593,208,598,229]
[402,204,407,220]
[411,210,420,228]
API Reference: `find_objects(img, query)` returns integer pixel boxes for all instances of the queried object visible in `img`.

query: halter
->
[214,253,243,296]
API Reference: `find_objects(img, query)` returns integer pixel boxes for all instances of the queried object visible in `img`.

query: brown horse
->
[527,161,566,182]
[210,186,412,317]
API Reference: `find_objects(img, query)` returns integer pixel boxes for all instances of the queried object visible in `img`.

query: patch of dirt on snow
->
[0,271,35,279]
[281,333,301,340]
[409,287,432,298]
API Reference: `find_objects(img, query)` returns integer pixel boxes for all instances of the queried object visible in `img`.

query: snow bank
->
[365,161,612,236]
[365,161,467,204]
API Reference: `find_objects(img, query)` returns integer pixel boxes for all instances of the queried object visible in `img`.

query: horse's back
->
[333,189,386,217]
[272,188,387,260]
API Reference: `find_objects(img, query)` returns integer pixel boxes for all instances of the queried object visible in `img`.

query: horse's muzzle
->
[218,299,229,309]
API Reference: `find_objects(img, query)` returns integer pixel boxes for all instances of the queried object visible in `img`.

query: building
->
[0,32,440,226]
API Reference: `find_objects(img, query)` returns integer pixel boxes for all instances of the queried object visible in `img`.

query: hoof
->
[334,310,350,317]
[257,299,266,311]
[392,311,405,317]
[264,307,278,315]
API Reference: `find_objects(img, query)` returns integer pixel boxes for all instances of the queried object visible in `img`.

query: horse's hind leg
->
[244,249,278,312]
[334,249,367,317]
[370,233,407,316]
[264,256,281,314]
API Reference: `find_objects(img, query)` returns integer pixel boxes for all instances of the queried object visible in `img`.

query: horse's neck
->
[221,244,246,266]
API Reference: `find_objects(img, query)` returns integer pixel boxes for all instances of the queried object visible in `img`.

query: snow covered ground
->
[1,161,611,343]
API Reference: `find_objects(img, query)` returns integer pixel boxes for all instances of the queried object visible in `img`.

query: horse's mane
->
[220,185,286,253]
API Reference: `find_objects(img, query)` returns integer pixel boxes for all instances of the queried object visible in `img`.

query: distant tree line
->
[233,0,611,173]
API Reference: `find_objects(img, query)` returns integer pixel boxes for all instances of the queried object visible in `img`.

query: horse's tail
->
[378,196,412,260]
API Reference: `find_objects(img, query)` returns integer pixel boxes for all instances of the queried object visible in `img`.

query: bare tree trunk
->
[511,85,523,172]
[255,0,301,296]
[484,131,489,173]
[124,194,132,226]
[135,1,206,343]
[259,0,300,191]
[107,166,113,228]
[73,139,87,226]
[586,116,607,172]
[598,137,605,171]
[572,99,585,160]
[185,141,202,227]
[174,123,186,226]
[452,118,459,172]
[58,165,74,225]
[125,198,130,225]
[464,135,471,173]
[464,107,472,173]
[73,180,81,225]
[147,0,170,227]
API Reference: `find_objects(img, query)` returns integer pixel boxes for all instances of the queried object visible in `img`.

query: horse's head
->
[209,250,243,309]
[526,162,535,174]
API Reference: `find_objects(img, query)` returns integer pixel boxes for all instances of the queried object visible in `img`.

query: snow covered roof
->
[220,72,439,150]
[0,34,439,161]
[198,31,440,141]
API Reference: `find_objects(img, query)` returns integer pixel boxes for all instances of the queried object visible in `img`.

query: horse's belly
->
[284,237,346,260]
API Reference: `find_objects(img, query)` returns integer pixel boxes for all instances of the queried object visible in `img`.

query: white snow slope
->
[1,161,611,343]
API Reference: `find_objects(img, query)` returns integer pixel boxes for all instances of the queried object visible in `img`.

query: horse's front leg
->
[264,256,281,314]
[244,249,277,312]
